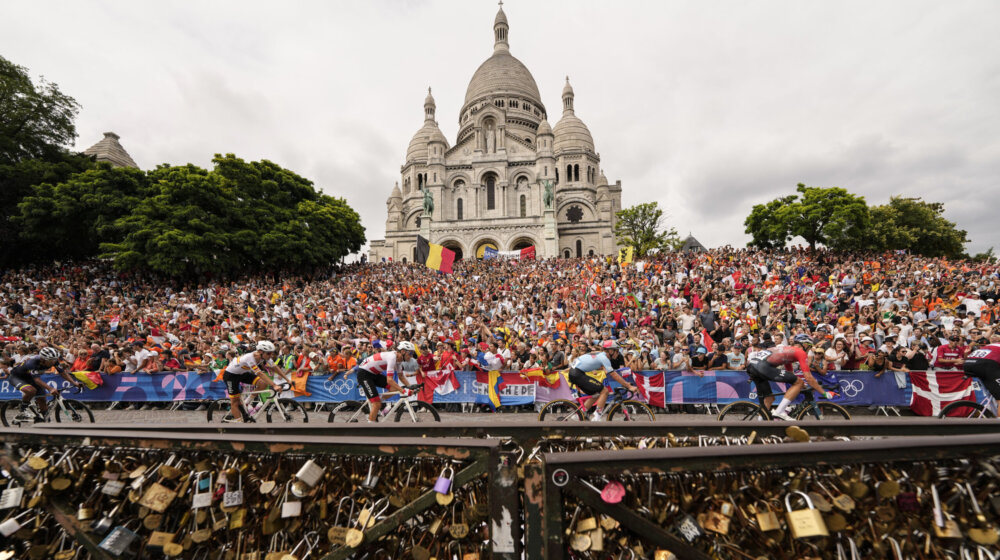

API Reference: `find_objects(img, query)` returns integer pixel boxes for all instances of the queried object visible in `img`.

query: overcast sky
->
[4,1,998,254]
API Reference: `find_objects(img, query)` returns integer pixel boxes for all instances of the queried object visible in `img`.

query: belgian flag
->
[618,246,634,265]
[416,235,456,273]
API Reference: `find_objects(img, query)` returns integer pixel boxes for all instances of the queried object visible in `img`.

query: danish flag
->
[634,371,666,408]
[909,371,973,417]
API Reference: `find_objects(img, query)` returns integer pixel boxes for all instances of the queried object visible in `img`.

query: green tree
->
[100,155,366,276]
[744,184,869,250]
[866,196,968,258]
[969,247,994,263]
[613,201,680,256]
[0,55,80,165]
[744,195,797,249]
[0,152,95,265]
[15,165,148,260]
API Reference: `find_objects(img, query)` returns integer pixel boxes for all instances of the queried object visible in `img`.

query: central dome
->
[463,51,542,108]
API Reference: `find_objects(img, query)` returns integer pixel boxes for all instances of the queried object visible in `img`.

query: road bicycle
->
[0,386,94,427]
[206,383,309,423]
[717,382,851,421]
[326,383,440,423]
[537,386,655,421]
[937,375,997,419]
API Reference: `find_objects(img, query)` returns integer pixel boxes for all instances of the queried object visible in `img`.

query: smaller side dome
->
[537,118,553,136]
[390,182,402,199]
[562,76,574,98]
[598,169,609,186]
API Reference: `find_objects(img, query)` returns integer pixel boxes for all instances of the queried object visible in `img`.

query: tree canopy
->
[613,201,680,256]
[96,155,366,276]
[0,55,80,165]
[744,184,969,257]
[866,196,968,258]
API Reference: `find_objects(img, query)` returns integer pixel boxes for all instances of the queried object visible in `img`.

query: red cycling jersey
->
[967,344,1000,364]
[763,346,812,373]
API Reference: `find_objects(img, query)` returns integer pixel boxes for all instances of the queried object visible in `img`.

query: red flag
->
[700,329,714,352]
[909,371,973,416]
[418,365,461,402]
[634,372,665,407]
[520,246,536,259]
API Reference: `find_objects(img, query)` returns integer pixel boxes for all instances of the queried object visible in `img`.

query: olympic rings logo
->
[839,379,864,398]
[324,378,356,395]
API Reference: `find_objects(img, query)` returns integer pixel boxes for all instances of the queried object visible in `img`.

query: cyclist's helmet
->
[39,347,61,361]
[792,334,815,347]
[256,340,276,353]
[397,341,416,353]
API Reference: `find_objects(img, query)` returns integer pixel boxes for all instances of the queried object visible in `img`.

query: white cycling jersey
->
[225,352,275,375]
[358,351,398,376]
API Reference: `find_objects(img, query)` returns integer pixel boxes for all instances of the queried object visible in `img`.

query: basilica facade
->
[369,4,622,262]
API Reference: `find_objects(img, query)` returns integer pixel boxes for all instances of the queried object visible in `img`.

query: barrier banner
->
[0,370,990,412]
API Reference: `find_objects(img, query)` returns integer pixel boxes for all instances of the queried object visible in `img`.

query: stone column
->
[543,209,558,258]
[421,216,432,242]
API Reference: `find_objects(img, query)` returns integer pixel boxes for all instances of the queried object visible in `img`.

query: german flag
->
[416,235,455,273]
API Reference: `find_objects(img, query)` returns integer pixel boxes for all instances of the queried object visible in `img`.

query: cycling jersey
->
[225,352,275,375]
[9,356,63,391]
[570,352,614,373]
[966,344,1000,364]
[358,351,399,376]
[748,346,811,373]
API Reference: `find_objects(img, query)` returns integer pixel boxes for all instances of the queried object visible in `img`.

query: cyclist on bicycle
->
[747,335,836,421]
[9,347,83,421]
[222,340,288,422]
[963,333,1000,403]
[567,341,638,421]
[355,341,417,423]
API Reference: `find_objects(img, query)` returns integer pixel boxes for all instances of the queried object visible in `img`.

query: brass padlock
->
[754,501,781,532]
[784,491,828,538]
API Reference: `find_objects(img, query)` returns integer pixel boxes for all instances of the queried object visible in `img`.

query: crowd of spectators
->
[1,248,998,392]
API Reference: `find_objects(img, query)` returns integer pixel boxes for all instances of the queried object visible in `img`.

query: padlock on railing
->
[784,491,828,538]
[0,510,34,537]
[295,459,325,487]
[99,520,140,557]
[433,466,454,494]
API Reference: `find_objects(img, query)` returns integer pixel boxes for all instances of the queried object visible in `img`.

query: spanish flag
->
[618,246,634,265]
[416,235,455,273]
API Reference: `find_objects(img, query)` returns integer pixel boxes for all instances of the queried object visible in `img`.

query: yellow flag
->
[617,246,634,265]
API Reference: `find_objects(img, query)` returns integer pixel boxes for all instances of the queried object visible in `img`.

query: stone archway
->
[441,241,464,261]
[474,239,499,259]
[508,236,537,251]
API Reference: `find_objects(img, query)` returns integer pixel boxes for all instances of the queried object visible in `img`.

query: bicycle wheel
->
[0,402,30,427]
[606,400,656,421]
[266,398,309,423]
[538,399,585,421]
[207,399,236,423]
[54,400,94,423]
[938,400,995,419]
[393,400,441,422]
[795,402,851,421]
[327,401,367,423]
[717,400,771,421]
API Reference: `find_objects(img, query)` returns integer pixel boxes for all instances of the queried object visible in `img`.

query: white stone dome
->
[406,122,448,162]
[537,118,553,136]
[553,114,594,154]
[464,51,543,109]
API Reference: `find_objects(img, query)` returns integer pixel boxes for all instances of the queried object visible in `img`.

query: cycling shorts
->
[568,367,605,396]
[964,359,1000,401]
[223,371,259,396]
[747,361,797,399]
[10,372,42,392]
[357,367,387,401]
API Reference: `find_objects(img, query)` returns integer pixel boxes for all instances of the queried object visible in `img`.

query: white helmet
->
[39,347,61,361]
[397,341,416,353]
[256,340,276,353]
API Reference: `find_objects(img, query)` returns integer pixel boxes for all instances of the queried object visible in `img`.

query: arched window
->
[588,249,594,256]
[486,175,496,210]
[576,240,582,258]
[417,174,423,190]
[520,195,526,217]
[457,198,463,221]
[574,165,580,182]
[413,247,418,262]
[566,165,572,182]
[564,250,571,259]
[555,168,559,183]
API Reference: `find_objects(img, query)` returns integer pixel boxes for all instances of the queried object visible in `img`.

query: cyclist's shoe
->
[222,417,243,424]
[771,410,793,421]
[245,416,257,424]
[590,411,604,422]
[12,411,34,423]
